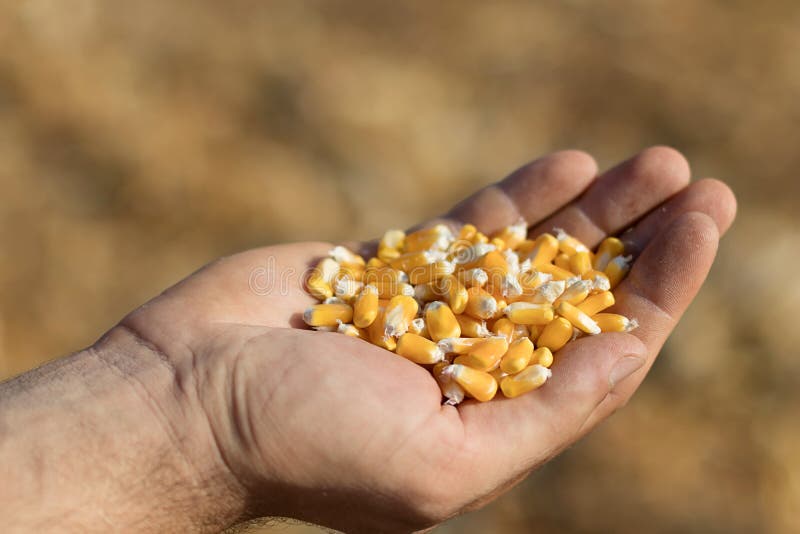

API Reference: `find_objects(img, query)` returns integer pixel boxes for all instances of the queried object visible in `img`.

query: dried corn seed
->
[500,364,552,398]
[604,255,633,289]
[337,322,368,340]
[353,285,380,328]
[333,276,363,301]
[435,275,469,314]
[570,251,593,276]
[366,257,387,270]
[593,313,639,332]
[444,364,498,402]
[554,279,592,306]
[372,280,415,299]
[503,302,555,325]
[492,220,527,250]
[303,303,354,327]
[384,295,419,337]
[389,250,438,272]
[491,317,517,343]
[577,291,615,316]
[368,304,397,350]
[593,237,625,271]
[408,260,455,285]
[528,324,543,343]
[530,280,567,304]
[453,336,509,371]
[433,362,466,405]
[330,245,365,268]
[554,252,572,271]
[536,262,576,281]
[556,301,601,335]
[396,333,445,364]
[500,337,534,374]
[526,233,559,267]
[425,301,461,341]
[457,267,489,288]
[457,224,478,242]
[583,269,611,292]
[405,224,454,252]
[537,317,573,351]
[455,314,490,338]
[464,287,498,320]
[438,337,487,354]
[532,346,554,368]
[555,228,589,255]
[408,317,429,337]
[364,267,408,285]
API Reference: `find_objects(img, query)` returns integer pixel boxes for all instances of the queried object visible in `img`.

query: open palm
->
[119,147,736,533]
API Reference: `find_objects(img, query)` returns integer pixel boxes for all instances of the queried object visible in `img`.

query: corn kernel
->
[532,346,554,368]
[457,224,478,242]
[554,279,592,306]
[378,229,406,262]
[408,260,455,285]
[396,333,445,364]
[455,314,490,338]
[438,336,487,354]
[424,301,461,341]
[364,267,408,285]
[353,284,380,328]
[536,262,576,281]
[453,336,509,371]
[408,317,429,337]
[337,322,368,340]
[491,317,516,343]
[537,317,573,351]
[577,291,615,316]
[555,228,589,255]
[333,275,363,301]
[389,250,441,272]
[491,220,527,250]
[444,364,498,402]
[368,304,397,350]
[306,257,341,300]
[457,267,489,288]
[526,233,559,267]
[554,252,572,271]
[593,237,625,271]
[464,287,498,320]
[405,224,453,252]
[383,295,419,337]
[500,364,552,398]
[330,245,366,268]
[593,313,639,332]
[528,324,543,343]
[604,254,633,289]
[433,362,465,405]
[503,302,555,325]
[303,303,354,328]
[436,275,469,314]
[556,301,601,335]
[569,250,593,276]
[500,337,534,374]
[373,280,415,299]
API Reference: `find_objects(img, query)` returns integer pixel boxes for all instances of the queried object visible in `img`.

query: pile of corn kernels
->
[302,222,637,404]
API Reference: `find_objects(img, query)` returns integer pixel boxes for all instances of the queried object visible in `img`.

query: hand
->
[4,147,736,533]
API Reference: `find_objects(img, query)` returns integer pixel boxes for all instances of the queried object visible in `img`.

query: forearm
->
[0,326,245,532]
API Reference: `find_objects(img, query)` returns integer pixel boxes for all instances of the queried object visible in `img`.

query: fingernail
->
[608,356,645,389]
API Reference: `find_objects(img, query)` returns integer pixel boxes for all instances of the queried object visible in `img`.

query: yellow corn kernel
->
[554,252,572,271]
[337,322,368,340]
[537,317,573,351]
[514,239,537,257]
[424,301,461,341]
[405,224,453,252]
[368,304,397,351]
[500,337,534,374]
[604,255,632,289]
[396,333,445,364]
[555,228,589,255]
[526,233,559,267]
[491,221,527,250]
[363,267,408,285]
[353,285,379,328]
[532,346,554,368]
[510,323,530,340]
[338,264,365,282]
[383,295,419,337]
[444,364,498,402]
[500,364,552,398]
[491,317,516,343]
[408,317,429,337]
[582,269,611,293]
[472,231,489,244]
[570,250,593,276]
[593,237,625,271]
[377,229,406,261]
[593,313,639,332]
[438,336,487,355]
[554,279,592,306]
[519,270,552,292]
[536,262,576,281]
[435,275,469,314]
[457,267,488,288]
[489,366,508,382]
[489,237,506,251]
[528,324,542,343]
[389,250,440,272]
[497,273,523,299]
[455,314,490,338]
[480,250,510,280]
[464,286,498,320]
[577,291,615,316]
[373,280,415,299]
[433,362,465,405]
[453,336,509,371]
[556,301,601,335]
[408,260,455,285]
[329,245,366,268]
[303,303,354,327]
[333,275,363,301]
[457,223,478,242]
[413,283,439,303]
[503,302,555,325]
[306,257,341,300]
[366,257,387,270]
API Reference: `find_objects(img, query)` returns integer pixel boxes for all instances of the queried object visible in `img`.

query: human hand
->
[105,147,736,533]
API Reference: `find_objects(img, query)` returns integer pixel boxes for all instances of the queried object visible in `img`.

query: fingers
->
[528,146,691,247]
[457,211,721,484]
[621,178,737,256]
[581,211,721,427]
[428,150,598,234]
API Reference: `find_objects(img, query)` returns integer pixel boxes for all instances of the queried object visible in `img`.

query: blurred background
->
[1,1,799,532]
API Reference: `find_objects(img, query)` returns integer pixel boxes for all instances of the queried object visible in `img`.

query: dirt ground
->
[1,1,799,532]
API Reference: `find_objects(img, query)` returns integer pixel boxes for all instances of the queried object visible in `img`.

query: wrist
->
[0,325,246,532]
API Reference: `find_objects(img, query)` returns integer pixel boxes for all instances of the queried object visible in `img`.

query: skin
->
[0,147,737,533]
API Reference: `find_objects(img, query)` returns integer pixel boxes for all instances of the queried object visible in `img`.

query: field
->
[1,1,799,532]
